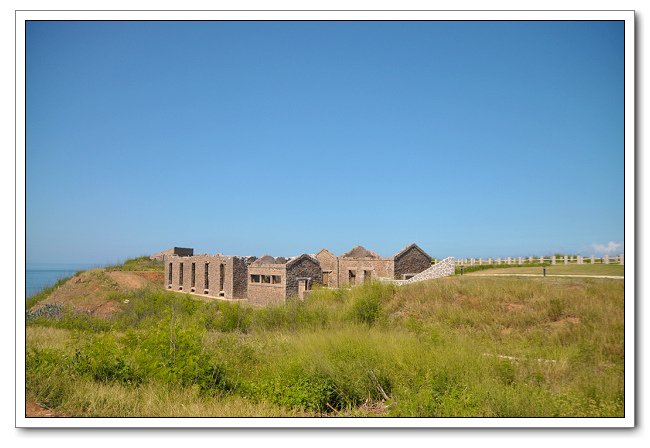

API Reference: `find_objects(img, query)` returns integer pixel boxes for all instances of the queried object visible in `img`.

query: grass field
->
[466,264,624,277]
[25,264,625,418]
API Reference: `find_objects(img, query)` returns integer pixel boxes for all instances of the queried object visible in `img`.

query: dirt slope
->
[31,269,163,317]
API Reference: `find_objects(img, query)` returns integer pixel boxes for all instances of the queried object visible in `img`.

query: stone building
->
[336,246,394,286]
[247,254,323,306]
[314,243,433,286]
[165,253,254,300]
[162,243,436,305]
[394,243,434,280]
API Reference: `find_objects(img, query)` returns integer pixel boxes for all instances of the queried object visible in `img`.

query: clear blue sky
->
[26,21,625,264]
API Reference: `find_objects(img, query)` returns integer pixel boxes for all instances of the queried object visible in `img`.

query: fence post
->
[577,255,583,264]
[479,258,483,265]
[528,256,533,264]
[540,256,545,264]
[620,254,624,265]
[591,255,595,264]
[488,258,493,265]
[507,257,511,265]
[604,255,609,264]
[564,256,568,265]
[551,256,556,265]
[518,257,523,265]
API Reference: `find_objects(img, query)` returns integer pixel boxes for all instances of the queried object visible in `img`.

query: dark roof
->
[341,245,380,259]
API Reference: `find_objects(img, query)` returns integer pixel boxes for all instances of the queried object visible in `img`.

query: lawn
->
[25,275,624,418]
[466,264,624,277]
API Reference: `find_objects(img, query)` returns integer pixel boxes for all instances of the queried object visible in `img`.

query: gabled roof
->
[286,253,320,268]
[394,243,431,260]
[341,245,380,259]
[314,248,336,258]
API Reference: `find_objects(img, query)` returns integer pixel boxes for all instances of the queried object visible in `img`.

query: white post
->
[551,256,556,265]
[620,254,624,265]
[488,258,493,264]
[564,255,568,265]
[591,255,595,264]
[577,255,583,264]
[540,256,545,263]
[497,258,501,264]
[604,255,610,264]
[529,256,533,264]
[479,258,483,265]
[507,257,511,265]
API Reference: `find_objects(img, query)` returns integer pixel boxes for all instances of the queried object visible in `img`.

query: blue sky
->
[26,21,625,264]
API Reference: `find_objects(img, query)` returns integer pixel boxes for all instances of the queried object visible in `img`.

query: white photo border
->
[15,9,635,428]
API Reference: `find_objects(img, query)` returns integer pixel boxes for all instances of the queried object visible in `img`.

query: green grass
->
[466,264,624,276]
[106,256,164,272]
[26,277,624,417]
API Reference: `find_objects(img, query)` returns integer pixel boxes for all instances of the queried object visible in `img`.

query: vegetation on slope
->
[26,273,624,417]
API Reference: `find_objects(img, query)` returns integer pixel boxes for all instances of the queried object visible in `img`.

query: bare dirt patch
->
[30,269,162,318]
[135,271,164,283]
[26,401,66,417]
[107,271,149,289]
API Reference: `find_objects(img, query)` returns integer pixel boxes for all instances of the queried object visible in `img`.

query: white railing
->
[454,254,624,266]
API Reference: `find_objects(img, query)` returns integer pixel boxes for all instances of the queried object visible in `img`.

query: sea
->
[25,263,106,298]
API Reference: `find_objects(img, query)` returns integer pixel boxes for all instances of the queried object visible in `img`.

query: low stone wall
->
[378,257,455,285]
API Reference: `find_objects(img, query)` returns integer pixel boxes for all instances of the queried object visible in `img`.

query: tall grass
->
[26,277,624,417]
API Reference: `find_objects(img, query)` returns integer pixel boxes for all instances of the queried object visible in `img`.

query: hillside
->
[25,262,625,418]
[27,258,164,317]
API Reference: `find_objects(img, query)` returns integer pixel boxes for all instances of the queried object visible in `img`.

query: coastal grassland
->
[106,256,164,272]
[26,276,624,417]
[465,264,624,276]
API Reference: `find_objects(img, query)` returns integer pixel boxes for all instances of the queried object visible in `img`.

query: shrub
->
[349,282,393,325]
[254,367,338,412]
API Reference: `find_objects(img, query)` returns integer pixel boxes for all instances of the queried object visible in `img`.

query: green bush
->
[349,282,393,325]
[254,367,338,412]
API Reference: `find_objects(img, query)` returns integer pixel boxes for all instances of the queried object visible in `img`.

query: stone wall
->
[378,257,455,285]
[314,249,339,288]
[233,256,255,299]
[286,255,323,299]
[165,254,240,299]
[247,263,287,306]
[338,258,393,286]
